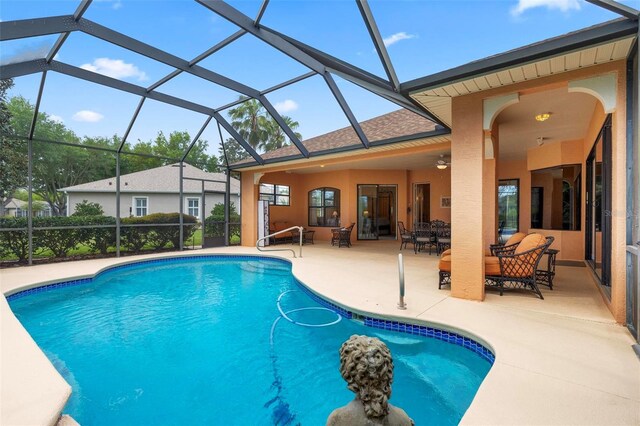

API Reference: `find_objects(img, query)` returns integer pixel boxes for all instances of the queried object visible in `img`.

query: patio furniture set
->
[438,232,557,299]
[397,220,451,255]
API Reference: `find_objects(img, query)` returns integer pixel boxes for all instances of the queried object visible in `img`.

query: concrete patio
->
[2,241,639,425]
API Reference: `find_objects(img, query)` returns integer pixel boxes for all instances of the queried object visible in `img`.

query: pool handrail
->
[257,226,304,258]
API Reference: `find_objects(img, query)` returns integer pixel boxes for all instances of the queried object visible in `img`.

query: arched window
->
[308,187,340,227]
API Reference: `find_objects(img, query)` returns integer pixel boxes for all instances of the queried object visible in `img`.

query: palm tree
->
[227,98,268,150]
[261,115,302,152]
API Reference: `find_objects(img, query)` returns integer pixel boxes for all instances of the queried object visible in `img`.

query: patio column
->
[450,95,486,300]
[483,126,499,246]
[240,171,259,246]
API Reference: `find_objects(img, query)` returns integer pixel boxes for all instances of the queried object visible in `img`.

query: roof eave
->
[401,18,638,95]
[229,127,451,171]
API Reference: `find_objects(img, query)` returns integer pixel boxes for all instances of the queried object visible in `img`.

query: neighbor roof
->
[234,108,444,166]
[60,164,240,194]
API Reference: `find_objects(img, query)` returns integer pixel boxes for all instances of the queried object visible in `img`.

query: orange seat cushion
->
[440,248,452,257]
[484,256,501,276]
[439,255,501,276]
[505,232,527,246]
[515,233,546,254]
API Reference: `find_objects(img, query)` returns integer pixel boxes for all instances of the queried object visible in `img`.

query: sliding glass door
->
[357,185,397,240]
[586,115,612,292]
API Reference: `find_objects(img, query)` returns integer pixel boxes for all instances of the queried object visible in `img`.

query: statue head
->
[338,335,394,419]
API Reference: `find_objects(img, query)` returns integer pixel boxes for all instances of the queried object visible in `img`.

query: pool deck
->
[2,241,639,425]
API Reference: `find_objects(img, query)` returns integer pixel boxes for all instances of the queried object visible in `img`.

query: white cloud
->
[112,0,123,10]
[382,32,416,48]
[80,58,147,81]
[511,0,580,16]
[274,99,299,114]
[49,114,64,124]
[72,110,104,123]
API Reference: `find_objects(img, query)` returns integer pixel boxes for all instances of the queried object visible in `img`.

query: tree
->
[226,97,303,156]
[218,137,249,166]
[228,98,268,149]
[262,115,301,152]
[7,96,113,216]
[0,79,27,216]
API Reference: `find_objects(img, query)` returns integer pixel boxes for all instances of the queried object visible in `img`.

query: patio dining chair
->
[435,223,451,255]
[331,223,355,248]
[414,222,437,255]
[397,221,414,250]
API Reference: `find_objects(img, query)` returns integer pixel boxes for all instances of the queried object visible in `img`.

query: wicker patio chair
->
[397,221,413,250]
[331,223,355,248]
[485,234,554,299]
[488,232,527,256]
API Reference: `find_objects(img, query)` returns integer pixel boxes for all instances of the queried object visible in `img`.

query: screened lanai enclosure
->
[0,0,448,265]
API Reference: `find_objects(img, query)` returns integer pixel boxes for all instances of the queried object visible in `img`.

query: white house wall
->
[67,192,239,219]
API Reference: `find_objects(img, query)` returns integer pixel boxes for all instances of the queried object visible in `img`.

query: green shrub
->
[33,217,83,257]
[205,202,240,239]
[0,217,30,262]
[77,216,116,254]
[121,213,197,251]
[72,200,104,216]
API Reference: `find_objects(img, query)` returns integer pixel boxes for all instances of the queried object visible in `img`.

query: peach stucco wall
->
[407,168,452,224]
[451,94,486,301]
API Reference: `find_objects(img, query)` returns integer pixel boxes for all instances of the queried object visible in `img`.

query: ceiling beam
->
[254,0,270,25]
[586,0,639,20]
[355,0,400,91]
[182,116,214,162]
[0,15,75,41]
[323,72,370,149]
[46,1,93,64]
[118,97,146,152]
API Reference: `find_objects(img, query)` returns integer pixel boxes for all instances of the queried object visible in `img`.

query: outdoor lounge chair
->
[438,233,554,299]
[397,221,413,250]
[331,223,355,248]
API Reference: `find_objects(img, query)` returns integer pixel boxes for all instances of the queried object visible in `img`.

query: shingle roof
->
[59,163,240,194]
[234,108,438,164]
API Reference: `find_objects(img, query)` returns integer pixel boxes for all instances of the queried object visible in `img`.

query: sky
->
[1,0,638,159]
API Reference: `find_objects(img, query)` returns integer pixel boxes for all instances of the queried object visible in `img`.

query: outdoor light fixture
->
[436,163,447,170]
[535,112,551,122]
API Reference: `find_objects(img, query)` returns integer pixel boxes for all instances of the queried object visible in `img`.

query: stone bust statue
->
[327,335,414,426]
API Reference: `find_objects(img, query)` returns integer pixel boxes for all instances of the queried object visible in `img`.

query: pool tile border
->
[6,254,494,365]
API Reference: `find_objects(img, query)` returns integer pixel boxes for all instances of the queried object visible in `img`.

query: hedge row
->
[0,213,197,262]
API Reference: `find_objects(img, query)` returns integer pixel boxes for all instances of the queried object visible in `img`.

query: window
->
[259,183,289,206]
[498,179,519,235]
[133,197,148,217]
[186,197,200,218]
[530,165,581,230]
[309,187,340,227]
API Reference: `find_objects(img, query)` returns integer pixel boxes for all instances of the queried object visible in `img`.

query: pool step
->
[239,261,291,276]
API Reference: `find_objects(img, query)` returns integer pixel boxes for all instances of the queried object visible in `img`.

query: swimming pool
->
[8,256,492,425]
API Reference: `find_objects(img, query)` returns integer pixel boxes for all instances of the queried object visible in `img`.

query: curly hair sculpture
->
[338,335,394,419]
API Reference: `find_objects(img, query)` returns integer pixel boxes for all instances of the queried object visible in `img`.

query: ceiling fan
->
[435,155,451,170]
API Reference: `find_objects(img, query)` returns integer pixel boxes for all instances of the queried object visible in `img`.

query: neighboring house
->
[59,164,240,221]
[3,198,52,218]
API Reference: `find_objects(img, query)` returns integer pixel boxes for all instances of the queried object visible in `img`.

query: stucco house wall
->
[67,192,238,220]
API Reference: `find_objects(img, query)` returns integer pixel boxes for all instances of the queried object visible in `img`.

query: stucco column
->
[240,172,258,247]
[451,95,485,300]
[483,127,499,247]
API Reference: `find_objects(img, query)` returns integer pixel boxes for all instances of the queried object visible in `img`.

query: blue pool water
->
[9,256,491,425]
